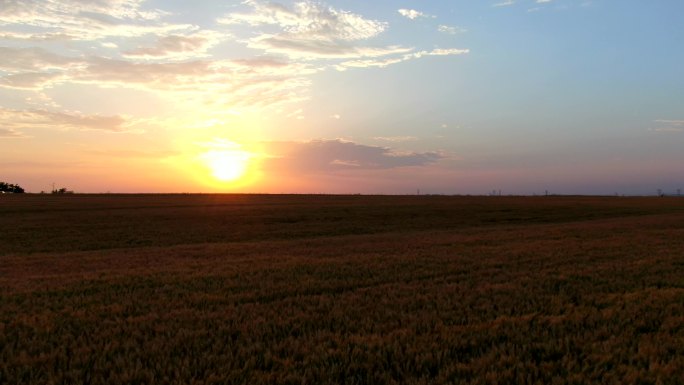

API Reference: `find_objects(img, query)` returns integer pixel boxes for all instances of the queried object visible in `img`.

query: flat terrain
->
[1,194,684,384]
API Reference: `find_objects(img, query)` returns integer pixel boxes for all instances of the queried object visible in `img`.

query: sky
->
[1,0,683,195]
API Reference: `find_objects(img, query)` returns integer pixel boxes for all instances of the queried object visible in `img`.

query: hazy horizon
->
[2,1,683,195]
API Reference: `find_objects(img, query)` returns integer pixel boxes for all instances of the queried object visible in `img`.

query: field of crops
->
[1,194,683,384]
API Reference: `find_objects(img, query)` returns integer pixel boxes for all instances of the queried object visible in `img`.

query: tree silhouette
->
[51,186,73,194]
[0,181,25,193]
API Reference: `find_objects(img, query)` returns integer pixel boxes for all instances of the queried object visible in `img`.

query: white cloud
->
[493,0,515,7]
[220,1,386,41]
[438,25,466,35]
[219,1,398,60]
[397,9,432,20]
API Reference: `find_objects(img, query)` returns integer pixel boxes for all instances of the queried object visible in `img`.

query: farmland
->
[1,194,684,384]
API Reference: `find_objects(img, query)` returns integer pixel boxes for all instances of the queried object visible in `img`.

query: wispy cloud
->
[84,149,180,159]
[0,0,190,41]
[374,136,418,142]
[650,119,684,132]
[528,0,552,12]
[338,48,469,69]
[122,31,223,60]
[220,1,386,40]
[493,0,515,7]
[438,25,466,35]
[654,119,684,125]
[0,128,27,138]
[397,9,433,20]
[217,1,468,74]
[0,47,81,72]
[219,1,393,60]
[247,37,412,60]
[0,107,129,132]
[0,72,64,90]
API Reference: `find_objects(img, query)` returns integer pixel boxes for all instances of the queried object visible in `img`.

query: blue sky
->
[1,0,683,194]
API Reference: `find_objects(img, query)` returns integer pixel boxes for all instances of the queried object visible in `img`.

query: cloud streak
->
[122,31,223,60]
[0,128,26,138]
[493,1,515,7]
[0,107,129,132]
[650,119,684,133]
[338,48,469,69]
[373,136,418,142]
[263,139,443,174]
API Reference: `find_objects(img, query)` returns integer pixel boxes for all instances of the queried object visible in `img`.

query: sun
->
[181,138,261,189]
[203,149,251,182]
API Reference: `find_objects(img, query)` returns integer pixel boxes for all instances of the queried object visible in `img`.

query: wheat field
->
[1,194,683,384]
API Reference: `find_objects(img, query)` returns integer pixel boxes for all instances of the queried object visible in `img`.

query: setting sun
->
[172,138,262,191]
[205,150,249,182]
[202,149,251,182]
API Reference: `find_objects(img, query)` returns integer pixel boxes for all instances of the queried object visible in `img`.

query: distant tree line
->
[0,181,25,193]
[51,187,74,194]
